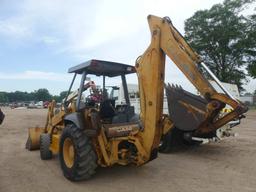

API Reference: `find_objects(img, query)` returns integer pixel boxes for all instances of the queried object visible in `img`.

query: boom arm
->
[136,15,247,159]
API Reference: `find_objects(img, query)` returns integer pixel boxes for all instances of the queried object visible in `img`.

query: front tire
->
[40,133,52,160]
[59,124,97,181]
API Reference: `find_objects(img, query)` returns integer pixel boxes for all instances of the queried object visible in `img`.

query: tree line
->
[0,89,69,103]
[184,0,256,91]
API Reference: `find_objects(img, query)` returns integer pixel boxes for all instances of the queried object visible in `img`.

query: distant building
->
[208,80,240,99]
[119,81,254,113]
[240,96,255,105]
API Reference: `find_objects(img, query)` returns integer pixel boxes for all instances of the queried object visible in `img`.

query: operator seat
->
[99,99,116,119]
[112,105,139,124]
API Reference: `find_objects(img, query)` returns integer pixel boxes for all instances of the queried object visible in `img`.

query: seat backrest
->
[99,99,115,119]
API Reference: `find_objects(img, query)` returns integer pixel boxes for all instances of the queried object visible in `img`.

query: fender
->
[64,112,85,130]
[64,112,97,137]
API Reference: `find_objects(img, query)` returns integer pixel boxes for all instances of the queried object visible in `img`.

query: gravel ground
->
[0,108,255,192]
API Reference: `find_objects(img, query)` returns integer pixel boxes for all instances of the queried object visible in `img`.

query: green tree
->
[51,91,69,103]
[246,14,256,77]
[34,88,52,101]
[184,0,256,91]
[7,91,28,102]
[59,91,69,101]
[52,95,60,102]
[0,92,8,103]
[244,92,253,96]
[7,91,36,102]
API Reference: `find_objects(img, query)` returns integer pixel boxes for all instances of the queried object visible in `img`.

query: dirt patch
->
[0,108,255,192]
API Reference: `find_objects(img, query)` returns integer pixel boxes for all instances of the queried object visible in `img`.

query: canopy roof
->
[68,59,136,77]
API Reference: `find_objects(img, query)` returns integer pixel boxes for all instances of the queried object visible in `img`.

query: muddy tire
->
[159,127,202,153]
[59,124,97,181]
[40,133,52,160]
[159,127,184,153]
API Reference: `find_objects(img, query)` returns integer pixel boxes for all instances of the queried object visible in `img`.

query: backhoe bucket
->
[165,84,208,131]
[25,127,45,151]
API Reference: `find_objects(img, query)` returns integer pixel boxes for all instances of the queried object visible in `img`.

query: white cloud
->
[0,0,224,55]
[41,36,60,45]
[0,71,70,81]
[0,0,255,93]
[0,17,32,40]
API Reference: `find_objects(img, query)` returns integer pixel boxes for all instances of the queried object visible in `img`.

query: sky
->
[0,0,255,95]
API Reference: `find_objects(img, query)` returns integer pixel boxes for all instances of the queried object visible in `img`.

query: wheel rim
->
[63,138,75,168]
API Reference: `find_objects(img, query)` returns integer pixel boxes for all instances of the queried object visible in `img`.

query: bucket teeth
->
[165,83,207,131]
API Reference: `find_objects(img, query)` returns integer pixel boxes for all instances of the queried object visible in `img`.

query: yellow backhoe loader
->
[0,108,4,125]
[26,15,247,181]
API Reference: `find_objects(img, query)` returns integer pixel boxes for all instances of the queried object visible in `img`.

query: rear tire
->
[59,124,97,181]
[159,127,184,153]
[40,133,52,160]
[159,127,202,153]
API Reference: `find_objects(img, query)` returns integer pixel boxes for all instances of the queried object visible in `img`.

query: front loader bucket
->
[25,127,45,151]
[165,84,208,131]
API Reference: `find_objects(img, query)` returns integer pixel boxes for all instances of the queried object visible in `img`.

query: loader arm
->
[136,15,247,157]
